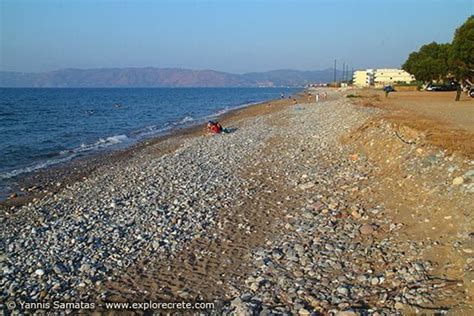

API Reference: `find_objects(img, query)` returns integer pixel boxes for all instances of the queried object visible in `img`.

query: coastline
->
[0,92,303,210]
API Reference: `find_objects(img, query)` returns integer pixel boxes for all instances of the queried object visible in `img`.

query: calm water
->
[0,87,299,196]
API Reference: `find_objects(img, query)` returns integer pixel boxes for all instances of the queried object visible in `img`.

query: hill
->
[0,67,341,88]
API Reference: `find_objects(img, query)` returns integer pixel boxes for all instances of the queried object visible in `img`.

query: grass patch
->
[346,94,361,98]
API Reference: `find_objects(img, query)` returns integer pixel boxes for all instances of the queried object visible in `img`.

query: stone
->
[299,182,315,190]
[464,169,474,179]
[298,308,311,315]
[394,302,405,310]
[35,269,45,277]
[336,310,357,316]
[240,293,252,302]
[250,282,259,292]
[452,177,464,185]
[336,286,349,296]
[351,210,362,219]
[53,263,67,274]
[350,153,359,161]
[359,223,375,235]
[79,263,91,273]
[371,277,379,285]
[309,201,324,211]
[325,244,335,251]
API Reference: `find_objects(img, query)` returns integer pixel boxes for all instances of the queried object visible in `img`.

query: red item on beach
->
[210,124,222,134]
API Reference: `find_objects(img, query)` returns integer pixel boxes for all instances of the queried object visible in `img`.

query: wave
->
[0,134,130,180]
[0,155,77,180]
[176,116,194,124]
[59,134,129,156]
[0,100,264,181]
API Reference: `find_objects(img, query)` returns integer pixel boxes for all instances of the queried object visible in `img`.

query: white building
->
[353,68,414,87]
[373,69,415,87]
[353,69,374,87]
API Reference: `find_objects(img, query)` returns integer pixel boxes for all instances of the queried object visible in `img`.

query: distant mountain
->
[0,67,343,88]
[242,69,338,87]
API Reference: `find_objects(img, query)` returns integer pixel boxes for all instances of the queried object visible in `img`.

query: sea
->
[0,87,300,199]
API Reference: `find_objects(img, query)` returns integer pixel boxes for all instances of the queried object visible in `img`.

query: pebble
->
[452,176,464,185]
[359,223,375,235]
[299,182,315,190]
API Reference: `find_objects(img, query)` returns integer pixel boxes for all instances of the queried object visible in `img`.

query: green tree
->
[449,15,474,82]
[402,42,451,83]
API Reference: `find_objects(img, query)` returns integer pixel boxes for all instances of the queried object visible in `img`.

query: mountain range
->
[0,67,343,88]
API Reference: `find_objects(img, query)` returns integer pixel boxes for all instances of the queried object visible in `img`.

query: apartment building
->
[353,68,414,87]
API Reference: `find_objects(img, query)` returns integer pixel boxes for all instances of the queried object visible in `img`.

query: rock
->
[34,269,45,277]
[350,154,359,161]
[299,182,315,190]
[336,286,349,296]
[359,223,375,235]
[394,302,405,310]
[294,244,305,253]
[336,311,357,316]
[240,293,253,302]
[371,277,379,285]
[53,263,67,274]
[272,249,284,260]
[351,210,362,219]
[309,201,325,211]
[298,308,311,315]
[452,176,464,185]
[231,297,253,316]
[79,263,91,273]
[250,282,259,292]
[325,244,334,251]
[464,169,474,180]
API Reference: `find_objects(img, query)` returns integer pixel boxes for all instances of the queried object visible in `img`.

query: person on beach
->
[281,92,285,99]
[316,93,320,103]
[455,84,462,101]
[292,98,298,105]
[383,86,392,98]
[207,121,229,134]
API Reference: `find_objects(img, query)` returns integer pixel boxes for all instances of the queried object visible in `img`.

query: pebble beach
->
[1,89,473,314]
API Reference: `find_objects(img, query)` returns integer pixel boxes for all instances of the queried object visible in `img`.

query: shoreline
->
[0,92,304,210]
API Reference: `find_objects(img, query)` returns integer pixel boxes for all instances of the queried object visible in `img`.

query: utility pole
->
[333,59,337,85]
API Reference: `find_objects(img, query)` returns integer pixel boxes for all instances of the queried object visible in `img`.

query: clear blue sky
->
[1,0,472,73]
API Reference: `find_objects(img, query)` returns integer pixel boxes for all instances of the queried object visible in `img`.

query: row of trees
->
[402,15,473,84]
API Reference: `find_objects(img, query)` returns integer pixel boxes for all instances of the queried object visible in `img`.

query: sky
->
[0,0,473,74]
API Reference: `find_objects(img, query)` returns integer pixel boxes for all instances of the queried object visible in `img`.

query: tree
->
[449,15,474,83]
[402,42,451,83]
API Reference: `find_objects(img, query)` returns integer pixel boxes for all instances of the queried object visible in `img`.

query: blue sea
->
[0,87,300,198]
